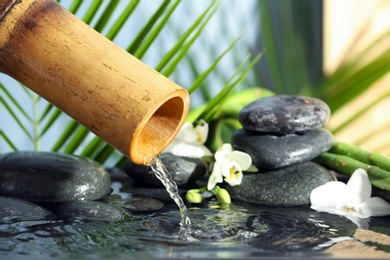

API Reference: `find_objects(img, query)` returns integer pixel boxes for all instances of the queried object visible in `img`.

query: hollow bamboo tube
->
[0,0,190,165]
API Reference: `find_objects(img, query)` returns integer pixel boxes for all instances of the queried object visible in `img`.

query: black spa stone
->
[121,197,164,212]
[125,153,208,188]
[226,161,335,206]
[56,200,129,222]
[231,128,333,170]
[0,151,111,202]
[121,186,187,202]
[238,95,331,134]
[0,196,54,220]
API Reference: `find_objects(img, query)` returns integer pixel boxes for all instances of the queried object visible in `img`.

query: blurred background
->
[1,0,390,166]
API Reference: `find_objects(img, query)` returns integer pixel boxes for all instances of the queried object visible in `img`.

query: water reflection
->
[1,185,390,259]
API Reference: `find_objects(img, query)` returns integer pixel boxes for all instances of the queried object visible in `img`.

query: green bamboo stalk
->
[314,152,390,191]
[329,141,390,172]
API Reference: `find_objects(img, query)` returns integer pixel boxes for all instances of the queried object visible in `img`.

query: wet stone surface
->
[120,197,164,212]
[232,128,334,169]
[56,200,130,222]
[125,153,208,188]
[0,196,54,220]
[0,151,111,202]
[0,149,390,258]
[238,95,330,134]
[226,161,335,206]
[121,185,188,202]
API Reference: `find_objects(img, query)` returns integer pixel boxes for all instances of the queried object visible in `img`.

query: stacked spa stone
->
[226,95,335,206]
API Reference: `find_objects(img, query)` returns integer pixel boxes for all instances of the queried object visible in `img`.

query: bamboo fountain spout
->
[0,0,190,165]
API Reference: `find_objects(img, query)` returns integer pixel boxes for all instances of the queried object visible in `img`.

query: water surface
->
[1,180,390,259]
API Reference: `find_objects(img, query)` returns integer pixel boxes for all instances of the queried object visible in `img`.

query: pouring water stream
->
[150,155,192,238]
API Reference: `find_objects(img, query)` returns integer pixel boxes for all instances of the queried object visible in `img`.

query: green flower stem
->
[329,141,390,172]
[314,152,390,191]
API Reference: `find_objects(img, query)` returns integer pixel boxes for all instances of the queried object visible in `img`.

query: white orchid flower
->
[207,143,252,190]
[310,168,390,226]
[163,119,212,158]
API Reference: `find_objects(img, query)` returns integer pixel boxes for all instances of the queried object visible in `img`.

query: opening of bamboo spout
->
[131,93,189,165]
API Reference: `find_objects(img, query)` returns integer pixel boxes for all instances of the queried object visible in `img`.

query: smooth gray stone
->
[226,161,335,206]
[56,200,129,222]
[125,153,208,188]
[0,151,111,202]
[121,185,187,202]
[239,95,331,134]
[0,196,54,220]
[121,197,164,212]
[232,128,333,170]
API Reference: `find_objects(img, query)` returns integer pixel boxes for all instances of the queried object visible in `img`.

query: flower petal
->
[220,160,235,178]
[214,144,232,161]
[358,196,390,217]
[310,181,348,209]
[194,120,208,144]
[335,204,369,219]
[224,168,243,186]
[310,204,341,216]
[182,126,199,144]
[227,150,252,170]
[163,142,212,158]
[176,122,192,140]
[346,168,372,205]
[207,161,224,190]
